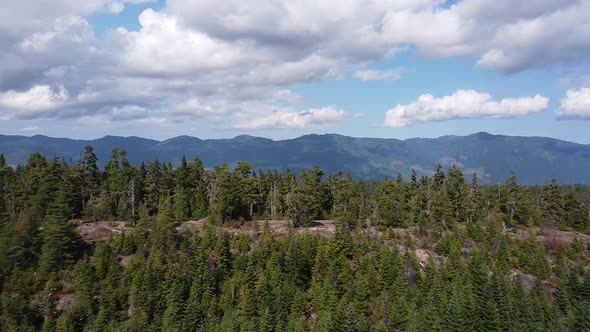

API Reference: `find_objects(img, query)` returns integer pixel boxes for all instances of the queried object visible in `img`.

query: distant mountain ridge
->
[1,132,589,185]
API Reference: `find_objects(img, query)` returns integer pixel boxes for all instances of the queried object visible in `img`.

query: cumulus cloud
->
[0,85,71,117]
[109,105,149,120]
[384,90,549,127]
[474,1,590,72]
[166,0,590,73]
[235,106,345,130]
[354,69,403,82]
[170,98,225,117]
[271,90,304,104]
[106,2,126,14]
[114,9,263,75]
[0,0,588,134]
[557,88,590,119]
[0,1,153,40]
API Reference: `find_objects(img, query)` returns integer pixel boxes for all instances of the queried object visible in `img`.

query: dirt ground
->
[176,219,337,238]
[76,217,590,254]
[74,220,133,244]
[507,227,590,246]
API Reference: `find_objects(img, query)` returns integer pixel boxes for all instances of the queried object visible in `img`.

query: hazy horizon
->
[2,130,590,145]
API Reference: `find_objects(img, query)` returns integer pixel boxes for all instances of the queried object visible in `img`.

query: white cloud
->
[114,9,262,75]
[271,90,304,104]
[110,105,149,120]
[557,88,590,119]
[384,90,549,127]
[0,0,153,41]
[235,106,345,130]
[106,2,126,14]
[0,85,70,116]
[22,126,39,132]
[0,0,588,134]
[171,98,225,117]
[166,0,590,73]
[354,69,403,81]
[76,114,112,127]
[19,16,90,53]
[474,1,590,72]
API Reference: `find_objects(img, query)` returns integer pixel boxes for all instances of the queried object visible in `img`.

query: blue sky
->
[0,0,589,143]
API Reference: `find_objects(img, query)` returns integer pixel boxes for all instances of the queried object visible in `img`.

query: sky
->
[0,0,589,143]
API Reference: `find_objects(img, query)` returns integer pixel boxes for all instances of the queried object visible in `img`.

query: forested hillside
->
[1,147,590,331]
[2,132,590,184]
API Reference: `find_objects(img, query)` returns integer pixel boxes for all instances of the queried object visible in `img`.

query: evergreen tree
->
[515,187,537,226]
[563,191,590,231]
[0,155,10,226]
[468,173,483,223]
[39,191,81,276]
[162,276,187,331]
[541,179,563,226]
[1,149,590,331]
[153,196,177,249]
[81,146,100,214]
[431,164,454,229]
[189,157,209,219]
[377,179,407,227]
[447,166,468,223]
[145,159,163,215]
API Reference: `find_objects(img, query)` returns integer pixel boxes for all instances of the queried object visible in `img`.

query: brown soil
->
[507,227,590,247]
[55,293,75,312]
[176,219,337,238]
[74,220,133,244]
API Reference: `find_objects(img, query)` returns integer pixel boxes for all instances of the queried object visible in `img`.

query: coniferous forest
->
[1,146,590,331]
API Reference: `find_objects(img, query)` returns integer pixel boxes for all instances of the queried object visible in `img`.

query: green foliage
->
[1,149,590,331]
[39,192,82,276]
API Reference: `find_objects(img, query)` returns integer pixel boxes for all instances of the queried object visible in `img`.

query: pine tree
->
[72,256,98,320]
[162,276,187,331]
[0,154,11,226]
[478,297,501,332]
[377,179,407,227]
[81,146,100,214]
[468,173,483,223]
[173,185,191,222]
[173,156,192,221]
[563,191,590,231]
[573,302,590,332]
[145,159,163,215]
[30,157,62,222]
[445,284,470,332]
[332,173,360,226]
[541,179,563,226]
[215,232,232,282]
[153,196,177,249]
[515,187,537,226]
[501,173,519,227]
[189,157,208,219]
[431,165,454,229]
[447,166,468,223]
[39,191,81,276]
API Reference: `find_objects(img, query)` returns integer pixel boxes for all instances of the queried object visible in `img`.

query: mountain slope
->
[1,132,589,184]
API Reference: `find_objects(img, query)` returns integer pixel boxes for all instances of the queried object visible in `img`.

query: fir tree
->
[39,191,81,276]
[564,191,590,231]
[541,179,563,226]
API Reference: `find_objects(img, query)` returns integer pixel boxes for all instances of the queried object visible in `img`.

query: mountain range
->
[1,132,589,184]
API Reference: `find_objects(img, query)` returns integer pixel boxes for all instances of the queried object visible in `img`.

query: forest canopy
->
[0,147,589,331]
